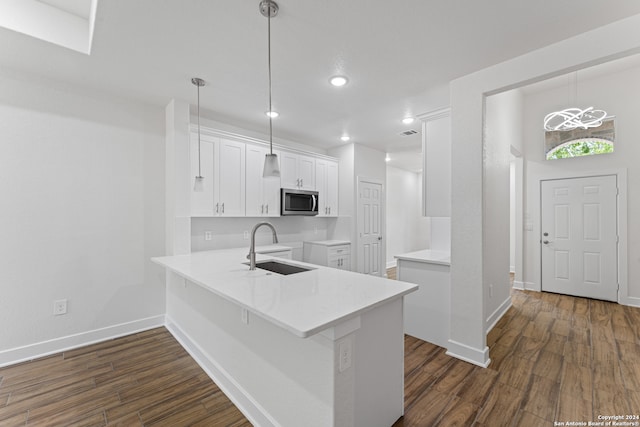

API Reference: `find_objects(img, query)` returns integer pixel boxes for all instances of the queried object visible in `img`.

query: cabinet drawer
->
[328,245,350,256]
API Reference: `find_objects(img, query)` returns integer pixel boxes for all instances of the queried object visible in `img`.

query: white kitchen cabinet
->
[316,159,339,217]
[246,144,280,217]
[303,241,351,271]
[419,108,451,217]
[190,134,245,216]
[280,151,315,190]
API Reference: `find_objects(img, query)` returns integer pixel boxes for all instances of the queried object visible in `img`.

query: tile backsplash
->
[191,217,335,256]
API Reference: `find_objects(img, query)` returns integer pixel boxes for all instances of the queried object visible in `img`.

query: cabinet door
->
[190,132,216,216]
[245,144,266,216]
[326,161,339,216]
[217,139,245,216]
[298,154,315,190]
[328,257,341,269]
[280,151,299,189]
[328,256,350,270]
[315,160,328,216]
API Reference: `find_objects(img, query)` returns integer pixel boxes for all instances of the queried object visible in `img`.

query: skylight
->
[0,0,98,54]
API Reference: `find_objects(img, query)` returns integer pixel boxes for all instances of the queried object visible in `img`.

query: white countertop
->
[153,248,417,338]
[394,249,451,266]
[303,240,351,246]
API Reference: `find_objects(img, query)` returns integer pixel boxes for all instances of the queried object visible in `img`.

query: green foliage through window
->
[546,138,614,160]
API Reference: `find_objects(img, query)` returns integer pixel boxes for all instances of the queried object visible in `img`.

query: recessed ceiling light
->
[266,111,279,118]
[340,135,350,142]
[385,154,391,162]
[330,76,349,87]
[402,117,415,125]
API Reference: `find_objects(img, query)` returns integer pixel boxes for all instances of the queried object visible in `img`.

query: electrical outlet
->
[53,299,67,316]
[241,308,249,324]
[204,231,212,241]
[489,283,494,297]
[243,230,249,240]
[338,338,352,372]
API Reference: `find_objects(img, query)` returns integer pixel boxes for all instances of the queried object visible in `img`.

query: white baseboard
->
[510,265,515,273]
[0,315,165,368]
[445,339,491,368]
[165,317,278,427]
[619,295,640,308]
[386,260,397,269]
[485,296,512,333]
[512,280,525,290]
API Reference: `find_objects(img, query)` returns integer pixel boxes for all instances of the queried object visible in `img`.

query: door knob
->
[543,240,550,244]
[378,236,382,241]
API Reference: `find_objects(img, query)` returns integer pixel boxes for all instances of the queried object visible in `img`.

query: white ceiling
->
[2,0,640,170]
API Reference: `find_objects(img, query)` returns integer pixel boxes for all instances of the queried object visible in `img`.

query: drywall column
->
[448,80,489,366]
[449,13,640,367]
[165,99,191,256]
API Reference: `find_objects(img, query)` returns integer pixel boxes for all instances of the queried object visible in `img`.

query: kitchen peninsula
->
[153,248,417,427]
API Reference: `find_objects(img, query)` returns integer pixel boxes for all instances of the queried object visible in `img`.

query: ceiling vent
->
[400,129,418,136]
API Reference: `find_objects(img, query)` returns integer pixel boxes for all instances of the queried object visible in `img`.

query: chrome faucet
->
[247,222,279,270]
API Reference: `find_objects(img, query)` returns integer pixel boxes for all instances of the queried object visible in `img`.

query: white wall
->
[521,63,640,303]
[385,166,429,266]
[449,14,640,367]
[510,161,516,272]
[484,90,523,332]
[0,72,166,362]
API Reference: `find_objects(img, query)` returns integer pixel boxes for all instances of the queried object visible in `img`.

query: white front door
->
[357,179,383,276]
[541,175,618,301]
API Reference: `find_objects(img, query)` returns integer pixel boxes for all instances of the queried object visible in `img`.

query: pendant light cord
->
[197,82,202,177]
[268,5,273,155]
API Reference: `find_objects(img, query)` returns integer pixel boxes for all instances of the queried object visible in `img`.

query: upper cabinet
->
[280,152,315,190]
[316,159,339,217]
[418,108,451,217]
[189,126,338,218]
[246,144,280,217]
[217,139,246,216]
[190,133,245,217]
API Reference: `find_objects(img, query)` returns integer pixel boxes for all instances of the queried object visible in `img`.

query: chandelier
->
[543,106,608,132]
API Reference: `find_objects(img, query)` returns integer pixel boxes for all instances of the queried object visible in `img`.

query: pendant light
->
[192,77,205,191]
[543,72,608,131]
[260,0,281,178]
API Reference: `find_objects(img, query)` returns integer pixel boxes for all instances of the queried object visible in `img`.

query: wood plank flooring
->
[0,328,250,426]
[394,289,640,427]
[2,285,640,426]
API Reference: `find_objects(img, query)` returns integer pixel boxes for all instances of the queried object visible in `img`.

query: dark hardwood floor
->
[394,289,640,427]
[0,328,250,426]
[2,282,639,426]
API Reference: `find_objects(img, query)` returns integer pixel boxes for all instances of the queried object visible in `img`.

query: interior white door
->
[541,175,618,301]
[358,179,383,276]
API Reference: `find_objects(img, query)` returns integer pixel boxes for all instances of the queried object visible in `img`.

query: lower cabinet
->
[303,241,351,271]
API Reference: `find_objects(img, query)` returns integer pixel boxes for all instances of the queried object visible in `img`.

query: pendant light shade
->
[263,153,280,178]
[192,77,205,191]
[260,0,280,178]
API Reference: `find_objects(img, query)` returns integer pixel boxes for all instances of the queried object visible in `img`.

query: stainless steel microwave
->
[281,188,319,216]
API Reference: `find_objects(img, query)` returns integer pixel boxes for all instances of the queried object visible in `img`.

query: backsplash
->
[191,217,335,255]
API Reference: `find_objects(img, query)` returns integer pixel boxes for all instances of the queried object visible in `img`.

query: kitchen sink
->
[245,260,314,275]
